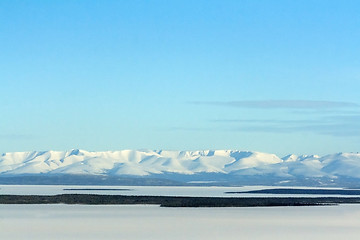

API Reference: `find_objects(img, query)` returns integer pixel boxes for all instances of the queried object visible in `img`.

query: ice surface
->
[1,204,360,240]
[0,185,354,198]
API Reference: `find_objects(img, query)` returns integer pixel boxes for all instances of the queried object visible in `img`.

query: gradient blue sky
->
[1,0,360,156]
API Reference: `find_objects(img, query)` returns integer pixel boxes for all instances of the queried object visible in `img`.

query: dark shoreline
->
[63,188,132,191]
[2,194,360,207]
[226,188,360,195]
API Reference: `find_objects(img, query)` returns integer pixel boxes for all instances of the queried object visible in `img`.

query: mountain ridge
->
[1,149,360,186]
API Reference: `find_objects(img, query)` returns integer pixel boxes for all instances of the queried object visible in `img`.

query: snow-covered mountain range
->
[1,149,360,186]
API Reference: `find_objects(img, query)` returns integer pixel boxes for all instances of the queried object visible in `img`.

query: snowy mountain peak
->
[1,150,360,184]
[282,154,298,162]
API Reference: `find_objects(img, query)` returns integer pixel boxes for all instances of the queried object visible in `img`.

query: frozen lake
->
[2,185,360,239]
[0,185,355,198]
[1,204,360,240]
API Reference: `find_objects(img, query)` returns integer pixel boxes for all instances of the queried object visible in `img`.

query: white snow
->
[1,204,360,240]
[1,149,360,179]
[0,185,353,198]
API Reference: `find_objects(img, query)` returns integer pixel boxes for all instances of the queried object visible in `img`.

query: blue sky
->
[1,0,360,156]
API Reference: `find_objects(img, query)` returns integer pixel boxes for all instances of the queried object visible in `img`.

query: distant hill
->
[1,149,360,187]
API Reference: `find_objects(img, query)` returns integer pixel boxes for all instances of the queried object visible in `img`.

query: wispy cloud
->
[0,134,34,140]
[165,127,212,132]
[180,100,360,137]
[213,115,360,137]
[191,100,360,109]
[211,119,321,124]
[232,123,360,137]
[327,115,360,122]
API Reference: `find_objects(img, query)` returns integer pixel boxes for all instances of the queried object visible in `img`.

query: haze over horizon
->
[1,0,360,156]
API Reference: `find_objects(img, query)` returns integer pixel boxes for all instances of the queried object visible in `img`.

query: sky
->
[1,0,360,156]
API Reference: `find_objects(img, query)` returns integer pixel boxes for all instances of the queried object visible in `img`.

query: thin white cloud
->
[233,123,360,137]
[183,100,360,137]
[0,134,34,140]
[191,100,360,109]
[211,119,321,124]
[213,114,360,137]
